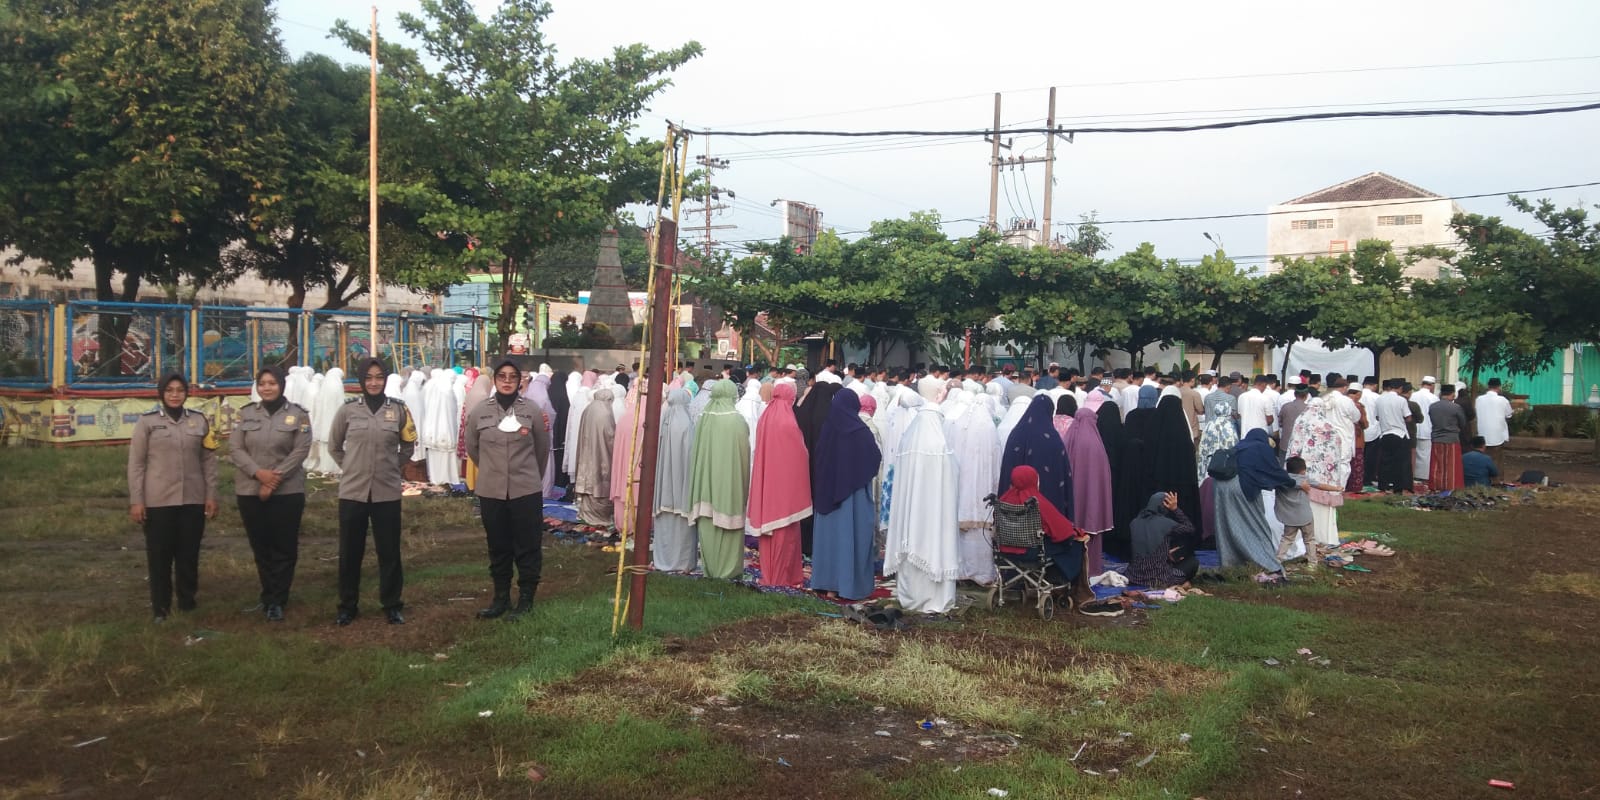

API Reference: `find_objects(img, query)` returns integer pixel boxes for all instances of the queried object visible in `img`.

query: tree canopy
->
[693,198,1598,376]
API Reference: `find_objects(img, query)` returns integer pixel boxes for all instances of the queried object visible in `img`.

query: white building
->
[1263,172,1469,384]
[1265,172,1464,280]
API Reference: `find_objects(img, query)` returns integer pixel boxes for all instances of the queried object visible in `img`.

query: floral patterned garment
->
[1287,397,1352,491]
[1196,414,1239,484]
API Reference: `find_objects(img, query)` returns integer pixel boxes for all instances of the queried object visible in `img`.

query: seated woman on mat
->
[1127,491,1199,589]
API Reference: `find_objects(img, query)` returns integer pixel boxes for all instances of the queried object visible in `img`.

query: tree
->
[1168,250,1258,371]
[1089,243,1185,367]
[1058,212,1111,258]
[523,223,651,300]
[335,0,700,351]
[1257,257,1342,374]
[1290,240,1462,377]
[994,241,1109,368]
[1421,197,1600,387]
[1,0,289,372]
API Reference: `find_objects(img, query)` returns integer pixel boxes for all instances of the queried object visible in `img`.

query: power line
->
[703,93,1600,165]
[1067,180,1600,226]
[707,54,1600,129]
[677,101,1600,137]
[700,180,1598,249]
[1019,170,1038,222]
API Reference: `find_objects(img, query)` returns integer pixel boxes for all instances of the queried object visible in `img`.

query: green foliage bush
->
[1510,405,1595,439]
[578,322,615,349]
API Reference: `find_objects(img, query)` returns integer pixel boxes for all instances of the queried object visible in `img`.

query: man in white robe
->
[1412,376,1438,479]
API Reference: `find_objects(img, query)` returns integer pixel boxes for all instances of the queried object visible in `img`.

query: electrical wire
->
[676,101,1600,137]
[1067,180,1600,226]
[1020,169,1038,223]
[706,54,1600,128]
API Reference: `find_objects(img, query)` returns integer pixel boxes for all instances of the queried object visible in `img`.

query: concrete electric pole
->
[695,138,734,257]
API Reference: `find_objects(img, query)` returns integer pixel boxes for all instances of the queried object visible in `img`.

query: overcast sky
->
[275,0,1600,268]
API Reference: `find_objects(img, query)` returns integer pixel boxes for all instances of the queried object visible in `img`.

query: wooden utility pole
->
[626,219,677,630]
[367,6,379,347]
[1041,87,1056,243]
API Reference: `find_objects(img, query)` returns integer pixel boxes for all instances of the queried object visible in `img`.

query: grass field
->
[1,445,1598,799]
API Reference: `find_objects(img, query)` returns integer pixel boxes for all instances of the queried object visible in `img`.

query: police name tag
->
[384,410,396,421]
[284,415,296,425]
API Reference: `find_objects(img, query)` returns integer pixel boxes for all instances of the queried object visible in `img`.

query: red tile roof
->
[1283,172,1442,205]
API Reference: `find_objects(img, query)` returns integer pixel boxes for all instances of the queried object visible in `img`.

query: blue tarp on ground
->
[544,500,578,523]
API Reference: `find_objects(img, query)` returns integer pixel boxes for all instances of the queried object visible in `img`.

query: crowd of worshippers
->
[127,356,1515,625]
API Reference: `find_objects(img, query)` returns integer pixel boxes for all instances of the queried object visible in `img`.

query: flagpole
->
[367,5,379,349]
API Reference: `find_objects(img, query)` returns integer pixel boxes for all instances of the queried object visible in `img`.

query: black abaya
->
[549,371,571,487]
[1152,395,1203,527]
[792,382,839,556]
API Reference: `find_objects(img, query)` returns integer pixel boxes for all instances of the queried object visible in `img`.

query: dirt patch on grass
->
[1216,487,1600,799]
[542,612,1221,793]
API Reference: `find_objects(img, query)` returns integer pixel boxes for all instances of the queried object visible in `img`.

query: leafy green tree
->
[1421,197,1600,388]
[994,242,1107,368]
[1291,240,1459,374]
[1168,251,1258,372]
[224,55,460,313]
[0,0,289,371]
[1257,257,1342,374]
[1059,212,1111,258]
[1088,243,1185,367]
[335,0,700,351]
[523,224,651,300]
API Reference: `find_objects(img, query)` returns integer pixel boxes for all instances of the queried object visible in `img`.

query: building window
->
[1377,214,1422,226]
[1290,218,1334,230]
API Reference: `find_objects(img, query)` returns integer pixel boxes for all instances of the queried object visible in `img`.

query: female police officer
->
[465,359,552,620]
[329,358,416,626]
[230,365,312,622]
[127,372,218,622]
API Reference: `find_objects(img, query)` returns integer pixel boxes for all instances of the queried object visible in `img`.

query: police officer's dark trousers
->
[479,493,543,597]
[144,505,205,614]
[237,493,305,607]
[338,499,403,613]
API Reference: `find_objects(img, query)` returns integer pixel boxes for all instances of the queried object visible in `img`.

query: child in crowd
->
[1277,456,1343,565]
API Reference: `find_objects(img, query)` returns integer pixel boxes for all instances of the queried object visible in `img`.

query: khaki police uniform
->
[230,401,313,613]
[328,396,416,618]
[127,407,218,616]
[465,395,551,611]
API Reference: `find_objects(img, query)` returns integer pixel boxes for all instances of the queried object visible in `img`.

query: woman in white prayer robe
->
[993,395,1033,476]
[422,370,461,485]
[563,372,596,477]
[402,370,428,464]
[943,387,999,585]
[309,367,346,474]
[884,392,961,614]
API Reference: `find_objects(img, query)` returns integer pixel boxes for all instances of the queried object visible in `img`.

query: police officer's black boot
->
[477,590,510,619]
[506,585,536,621]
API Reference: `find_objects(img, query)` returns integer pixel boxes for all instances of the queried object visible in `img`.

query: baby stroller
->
[984,494,1071,620]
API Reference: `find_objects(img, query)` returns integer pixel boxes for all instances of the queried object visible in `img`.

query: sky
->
[274,0,1600,268]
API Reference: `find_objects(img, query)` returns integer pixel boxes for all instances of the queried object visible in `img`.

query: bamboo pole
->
[367,6,379,349]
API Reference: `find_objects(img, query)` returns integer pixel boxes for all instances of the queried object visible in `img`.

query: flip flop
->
[1361,544,1395,557]
[1341,563,1373,573]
